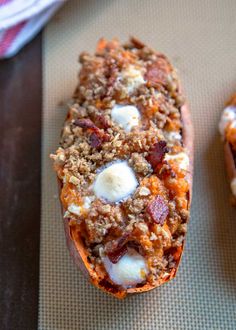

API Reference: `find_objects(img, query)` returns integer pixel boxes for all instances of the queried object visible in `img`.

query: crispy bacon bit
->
[147,140,169,169]
[105,234,129,264]
[130,37,145,49]
[90,132,102,148]
[107,245,128,264]
[145,58,170,86]
[95,114,110,129]
[147,195,169,225]
[74,118,97,130]
[103,132,110,142]
[75,118,110,148]
[89,131,110,148]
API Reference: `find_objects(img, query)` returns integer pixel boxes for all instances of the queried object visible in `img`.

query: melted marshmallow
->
[68,196,95,216]
[121,65,145,93]
[219,106,236,136]
[228,120,236,130]
[83,196,95,209]
[164,131,182,145]
[103,248,148,288]
[111,104,140,132]
[165,152,189,171]
[93,161,138,203]
[68,203,81,216]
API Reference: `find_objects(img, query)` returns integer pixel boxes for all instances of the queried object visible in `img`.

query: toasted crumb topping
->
[51,38,190,289]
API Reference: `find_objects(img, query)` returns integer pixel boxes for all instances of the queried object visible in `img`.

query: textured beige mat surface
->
[39,0,236,329]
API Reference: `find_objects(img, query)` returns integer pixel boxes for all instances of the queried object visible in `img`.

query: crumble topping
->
[51,38,190,289]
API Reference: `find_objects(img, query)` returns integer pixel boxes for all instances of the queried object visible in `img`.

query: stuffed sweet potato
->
[219,93,236,205]
[51,38,194,298]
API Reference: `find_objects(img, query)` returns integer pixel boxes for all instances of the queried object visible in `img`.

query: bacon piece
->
[74,118,98,130]
[107,245,128,264]
[89,131,110,148]
[145,58,170,86]
[147,195,169,225]
[74,118,110,148]
[105,234,129,264]
[147,140,169,169]
[95,114,110,129]
[90,132,103,148]
[130,37,145,49]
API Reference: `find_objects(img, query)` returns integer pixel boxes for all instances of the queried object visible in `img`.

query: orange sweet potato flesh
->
[56,39,194,298]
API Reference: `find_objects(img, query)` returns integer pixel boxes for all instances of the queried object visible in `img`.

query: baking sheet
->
[39,0,236,329]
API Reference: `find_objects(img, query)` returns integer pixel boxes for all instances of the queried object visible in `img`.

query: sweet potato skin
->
[181,103,194,200]
[55,39,194,298]
[223,93,236,205]
[224,142,236,185]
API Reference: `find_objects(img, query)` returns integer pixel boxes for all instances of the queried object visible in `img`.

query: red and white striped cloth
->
[0,0,65,59]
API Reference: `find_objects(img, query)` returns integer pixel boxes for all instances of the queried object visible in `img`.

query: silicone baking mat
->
[39,0,236,329]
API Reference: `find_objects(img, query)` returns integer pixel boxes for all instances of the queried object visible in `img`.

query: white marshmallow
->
[63,210,70,218]
[228,119,236,130]
[120,65,146,94]
[103,248,148,288]
[219,106,236,136]
[231,178,236,197]
[68,203,81,216]
[111,104,140,132]
[165,152,189,171]
[139,187,151,196]
[83,196,95,209]
[93,161,138,203]
[164,131,182,145]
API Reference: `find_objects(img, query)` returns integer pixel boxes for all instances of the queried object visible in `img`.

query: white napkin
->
[0,0,65,59]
